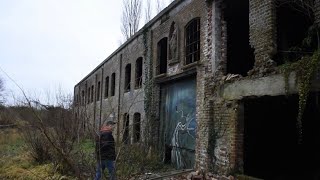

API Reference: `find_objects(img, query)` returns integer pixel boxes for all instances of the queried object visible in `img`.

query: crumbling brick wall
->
[249,0,277,75]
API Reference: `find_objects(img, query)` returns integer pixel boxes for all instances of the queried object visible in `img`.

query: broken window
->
[169,21,178,62]
[111,73,115,96]
[274,1,314,65]
[97,81,101,101]
[225,0,254,76]
[123,113,130,144]
[157,37,168,74]
[125,64,131,92]
[133,113,141,142]
[185,18,200,65]
[135,57,143,89]
[104,76,109,98]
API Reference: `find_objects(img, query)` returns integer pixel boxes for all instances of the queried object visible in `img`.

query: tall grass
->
[0,128,74,180]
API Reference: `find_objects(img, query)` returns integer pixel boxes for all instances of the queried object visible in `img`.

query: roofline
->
[75,0,184,88]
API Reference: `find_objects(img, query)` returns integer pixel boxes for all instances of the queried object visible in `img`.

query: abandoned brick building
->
[74,0,320,179]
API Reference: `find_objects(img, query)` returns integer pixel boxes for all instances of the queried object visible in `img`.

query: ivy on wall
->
[280,49,320,143]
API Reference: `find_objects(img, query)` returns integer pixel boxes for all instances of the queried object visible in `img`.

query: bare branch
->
[144,0,152,23]
[0,77,4,104]
[121,0,142,40]
[156,0,165,14]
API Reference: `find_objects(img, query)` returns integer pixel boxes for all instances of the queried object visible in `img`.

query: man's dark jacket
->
[96,131,116,161]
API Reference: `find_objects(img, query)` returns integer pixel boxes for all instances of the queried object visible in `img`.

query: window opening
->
[104,76,109,98]
[185,18,200,65]
[125,64,131,92]
[111,73,116,96]
[135,58,143,89]
[133,113,141,142]
[157,38,168,74]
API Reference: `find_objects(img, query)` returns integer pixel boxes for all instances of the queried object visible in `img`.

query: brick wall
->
[249,0,276,75]
[194,0,215,171]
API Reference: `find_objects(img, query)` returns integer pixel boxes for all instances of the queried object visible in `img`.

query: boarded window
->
[133,113,141,142]
[185,18,200,65]
[135,57,143,89]
[125,64,131,92]
[157,38,168,74]
[111,73,116,96]
[104,76,109,98]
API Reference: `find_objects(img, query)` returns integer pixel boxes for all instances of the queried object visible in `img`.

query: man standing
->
[95,121,116,180]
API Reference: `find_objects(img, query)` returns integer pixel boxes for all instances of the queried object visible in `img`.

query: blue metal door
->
[160,77,196,169]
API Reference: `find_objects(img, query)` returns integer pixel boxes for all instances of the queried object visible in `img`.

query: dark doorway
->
[243,94,320,179]
[225,0,254,76]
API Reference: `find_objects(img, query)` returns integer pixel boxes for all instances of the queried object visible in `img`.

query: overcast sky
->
[0,0,171,105]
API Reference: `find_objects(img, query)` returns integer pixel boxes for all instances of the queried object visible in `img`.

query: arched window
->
[111,73,116,96]
[81,90,84,105]
[87,87,90,104]
[123,113,130,144]
[104,76,109,98]
[125,64,131,92]
[185,18,200,65]
[135,57,143,89]
[169,21,178,62]
[157,37,168,74]
[97,81,101,101]
[91,85,94,103]
[133,113,141,142]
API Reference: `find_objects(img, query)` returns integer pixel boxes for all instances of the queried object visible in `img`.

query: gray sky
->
[0,0,171,105]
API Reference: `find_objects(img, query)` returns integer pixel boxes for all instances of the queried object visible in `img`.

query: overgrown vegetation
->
[280,50,320,143]
[0,88,172,179]
[0,128,75,180]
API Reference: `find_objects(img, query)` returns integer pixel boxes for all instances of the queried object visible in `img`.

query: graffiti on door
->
[160,78,196,169]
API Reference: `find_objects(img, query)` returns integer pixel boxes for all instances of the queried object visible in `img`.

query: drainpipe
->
[117,54,123,143]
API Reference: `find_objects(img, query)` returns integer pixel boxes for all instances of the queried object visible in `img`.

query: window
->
[123,113,130,144]
[87,87,90,104]
[274,2,314,65]
[104,76,109,98]
[111,73,116,96]
[125,64,131,92]
[157,38,168,74]
[91,85,94,103]
[135,57,143,89]
[97,81,101,101]
[133,113,141,142]
[81,90,84,105]
[185,18,200,64]
[225,0,254,76]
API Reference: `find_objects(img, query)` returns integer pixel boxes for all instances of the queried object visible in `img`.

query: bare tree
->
[121,0,142,40]
[0,77,5,104]
[144,0,152,23]
[156,0,165,14]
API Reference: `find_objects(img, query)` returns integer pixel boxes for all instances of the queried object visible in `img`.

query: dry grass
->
[0,128,75,180]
